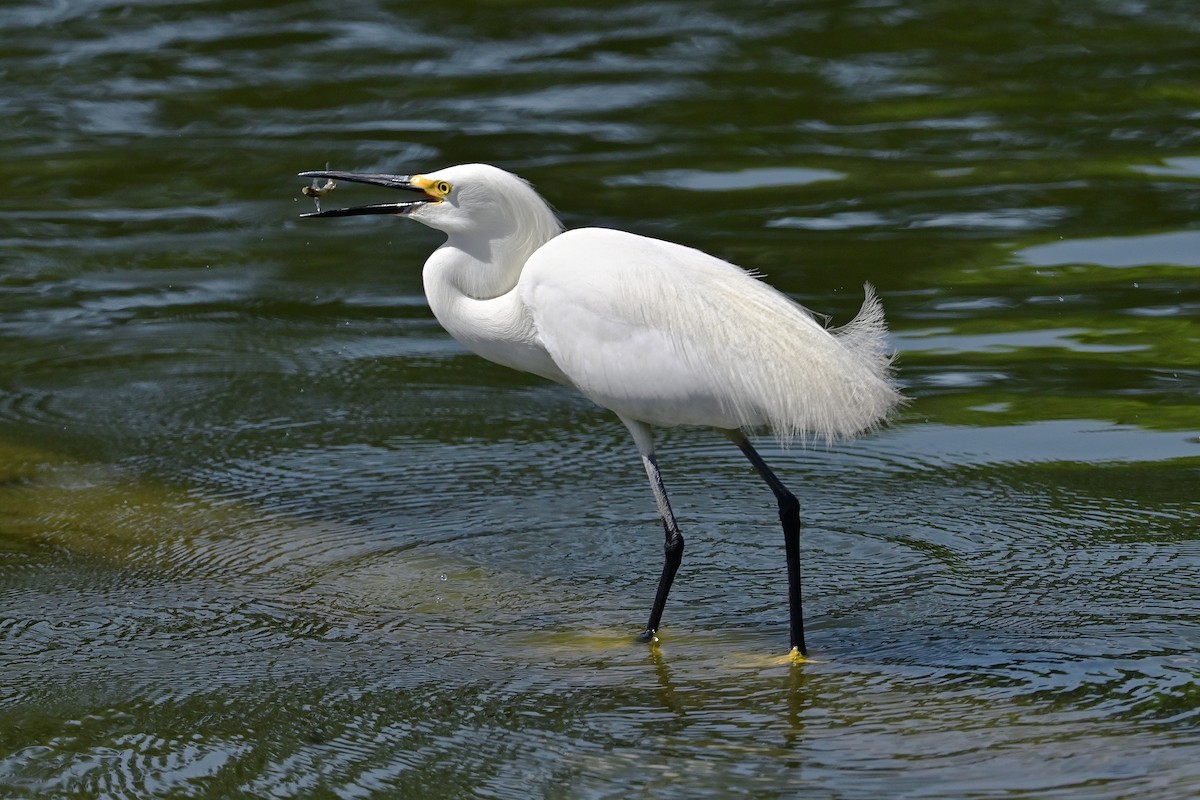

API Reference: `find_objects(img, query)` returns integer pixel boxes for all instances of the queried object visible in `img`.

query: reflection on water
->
[608,166,847,190]
[2,0,1199,797]
[1018,230,1200,268]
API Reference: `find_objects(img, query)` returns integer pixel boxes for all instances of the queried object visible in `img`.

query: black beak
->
[297,170,437,218]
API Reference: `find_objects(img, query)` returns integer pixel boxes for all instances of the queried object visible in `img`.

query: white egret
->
[299,163,904,657]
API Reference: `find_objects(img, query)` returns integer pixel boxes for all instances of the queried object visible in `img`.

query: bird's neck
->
[420,228,567,383]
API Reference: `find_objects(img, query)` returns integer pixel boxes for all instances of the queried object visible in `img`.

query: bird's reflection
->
[647,641,685,716]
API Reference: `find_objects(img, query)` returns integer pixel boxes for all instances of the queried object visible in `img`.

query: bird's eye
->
[436,181,452,195]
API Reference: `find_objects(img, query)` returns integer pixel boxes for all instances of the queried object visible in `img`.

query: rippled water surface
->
[2,1,1198,797]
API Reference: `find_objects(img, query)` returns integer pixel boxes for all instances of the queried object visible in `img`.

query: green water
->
[2,1,1198,797]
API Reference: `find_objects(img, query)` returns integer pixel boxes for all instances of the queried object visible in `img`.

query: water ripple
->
[4,0,1200,796]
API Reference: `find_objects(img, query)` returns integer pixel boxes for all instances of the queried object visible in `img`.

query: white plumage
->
[524,227,897,445]
[300,162,905,657]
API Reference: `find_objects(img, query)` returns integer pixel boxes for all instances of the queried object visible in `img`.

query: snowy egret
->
[299,163,904,657]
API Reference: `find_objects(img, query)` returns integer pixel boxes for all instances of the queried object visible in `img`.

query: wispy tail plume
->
[834,283,895,370]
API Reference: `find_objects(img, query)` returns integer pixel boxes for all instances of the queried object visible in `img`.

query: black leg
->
[728,432,807,657]
[638,452,684,642]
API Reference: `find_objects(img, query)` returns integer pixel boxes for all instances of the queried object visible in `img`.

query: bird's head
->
[298,163,562,244]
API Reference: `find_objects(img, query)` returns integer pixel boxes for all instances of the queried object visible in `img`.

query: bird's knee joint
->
[777,492,800,520]
[664,532,684,560]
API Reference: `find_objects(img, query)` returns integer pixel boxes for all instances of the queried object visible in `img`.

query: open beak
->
[297,170,438,218]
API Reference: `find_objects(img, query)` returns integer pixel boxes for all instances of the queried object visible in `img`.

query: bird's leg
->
[726,431,807,657]
[638,451,684,642]
[620,417,684,643]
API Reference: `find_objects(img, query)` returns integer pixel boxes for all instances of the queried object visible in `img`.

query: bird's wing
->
[520,228,897,442]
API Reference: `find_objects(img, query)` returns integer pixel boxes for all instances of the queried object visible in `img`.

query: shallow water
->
[2,1,1198,797]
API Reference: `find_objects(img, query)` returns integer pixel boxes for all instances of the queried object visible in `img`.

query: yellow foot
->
[637,628,659,645]
[769,647,809,666]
